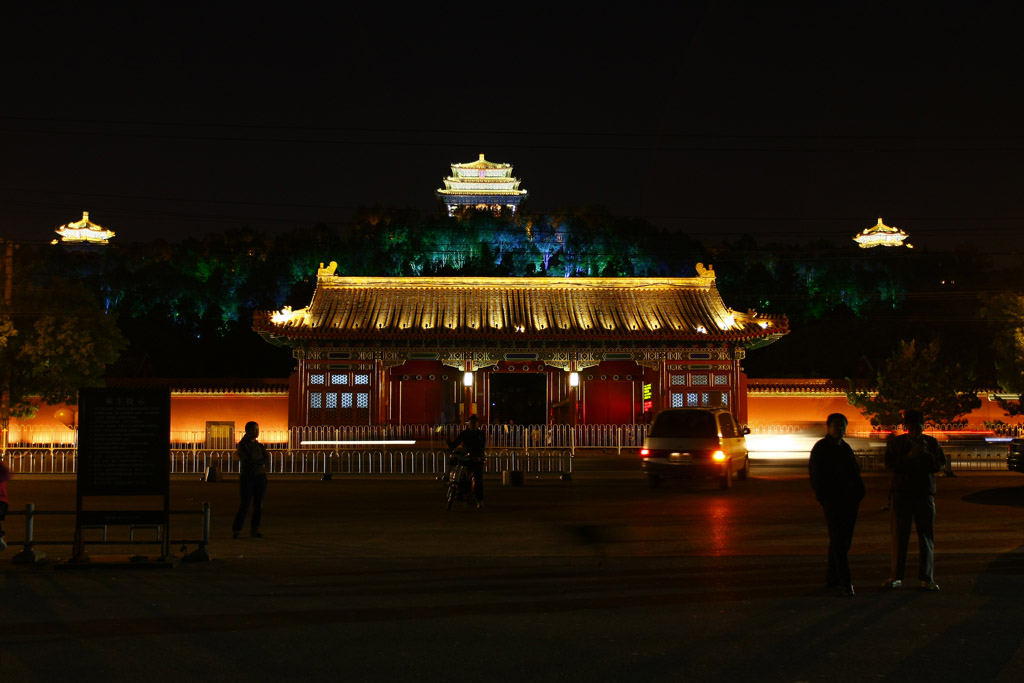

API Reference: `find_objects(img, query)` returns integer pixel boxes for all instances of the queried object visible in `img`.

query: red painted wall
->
[746,392,1024,434]
[171,394,290,440]
[7,393,289,445]
[9,381,1022,443]
[746,395,875,434]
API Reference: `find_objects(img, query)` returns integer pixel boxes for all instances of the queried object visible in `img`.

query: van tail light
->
[640,448,650,457]
[712,450,726,461]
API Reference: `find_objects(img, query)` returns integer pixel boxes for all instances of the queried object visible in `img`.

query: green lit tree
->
[0,277,126,441]
[981,292,1024,393]
[846,338,981,428]
[978,291,1024,418]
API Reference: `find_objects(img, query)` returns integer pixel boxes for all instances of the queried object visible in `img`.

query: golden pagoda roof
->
[437,154,528,211]
[853,217,912,249]
[451,153,512,170]
[437,187,525,196]
[441,177,521,186]
[254,264,788,348]
[53,211,115,244]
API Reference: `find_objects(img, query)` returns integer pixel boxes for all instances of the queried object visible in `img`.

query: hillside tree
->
[846,338,981,428]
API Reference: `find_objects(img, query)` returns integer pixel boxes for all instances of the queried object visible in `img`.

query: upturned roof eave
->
[251,326,786,346]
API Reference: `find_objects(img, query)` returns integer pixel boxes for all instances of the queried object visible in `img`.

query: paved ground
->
[1,459,1023,682]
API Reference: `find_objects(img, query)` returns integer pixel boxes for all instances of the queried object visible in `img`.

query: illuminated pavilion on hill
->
[436,153,528,215]
[52,211,115,245]
[853,217,912,249]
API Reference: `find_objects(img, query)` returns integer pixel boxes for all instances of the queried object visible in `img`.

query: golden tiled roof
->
[437,187,525,195]
[54,211,115,244]
[451,153,512,170]
[254,267,788,348]
[104,377,289,395]
[746,378,858,395]
[853,217,912,249]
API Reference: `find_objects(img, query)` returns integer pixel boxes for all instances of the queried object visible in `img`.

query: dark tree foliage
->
[1,258,126,422]
[18,207,1019,386]
[846,339,982,428]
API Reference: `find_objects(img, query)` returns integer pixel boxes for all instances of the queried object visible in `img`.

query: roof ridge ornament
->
[317,261,338,278]
[270,305,309,326]
[695,263,715,280]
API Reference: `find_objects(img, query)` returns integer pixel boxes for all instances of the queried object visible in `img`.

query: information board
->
[77,387,171,497]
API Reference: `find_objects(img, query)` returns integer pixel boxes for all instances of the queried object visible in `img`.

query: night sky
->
[2,2,1022,253]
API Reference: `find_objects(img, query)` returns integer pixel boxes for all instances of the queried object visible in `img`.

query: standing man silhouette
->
[809,413,866,596]
[232,421,269,538]
[883,409,945,591]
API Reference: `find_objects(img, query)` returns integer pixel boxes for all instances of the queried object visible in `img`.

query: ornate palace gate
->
[253,263,788,428]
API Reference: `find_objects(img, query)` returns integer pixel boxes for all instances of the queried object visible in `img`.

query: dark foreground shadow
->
[962,484,1024,508]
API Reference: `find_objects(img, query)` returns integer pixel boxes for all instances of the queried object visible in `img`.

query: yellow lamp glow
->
[463,372,474,387]
[569,372,580,387]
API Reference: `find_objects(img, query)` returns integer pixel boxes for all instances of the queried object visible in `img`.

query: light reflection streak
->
[706,498,735,556]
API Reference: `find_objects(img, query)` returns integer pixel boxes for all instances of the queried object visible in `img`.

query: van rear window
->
[649,411,718,438]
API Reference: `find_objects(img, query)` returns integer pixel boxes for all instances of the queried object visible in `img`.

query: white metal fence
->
[0,447,574,477]
[1,422,1012,474]
[0,423,644,451]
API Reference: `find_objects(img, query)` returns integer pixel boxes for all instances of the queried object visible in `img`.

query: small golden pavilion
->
[436,154,528,215]
[52,211,115,245]
[253,263,788,428]
[853,217,912,249]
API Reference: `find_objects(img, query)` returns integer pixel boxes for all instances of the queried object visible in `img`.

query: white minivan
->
[640,408,750,489]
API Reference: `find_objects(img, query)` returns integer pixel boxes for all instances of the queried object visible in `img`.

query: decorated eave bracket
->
[438,351,604,373]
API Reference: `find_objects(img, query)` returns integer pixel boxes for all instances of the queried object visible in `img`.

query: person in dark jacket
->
[232,421,270,539]
[809,413,866,597]
[882,409,945,591]
[448,415,486,508]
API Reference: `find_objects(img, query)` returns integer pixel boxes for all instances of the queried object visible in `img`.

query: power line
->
[2,119,1023,154]
[3,191,1022,239]
[3,114,1024,144]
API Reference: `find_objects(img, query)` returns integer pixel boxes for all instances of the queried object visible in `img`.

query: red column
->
[375,358,387,426]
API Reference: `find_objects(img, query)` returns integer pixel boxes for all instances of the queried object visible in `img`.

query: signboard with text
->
[77,388,171,497]
[642,383,653,414]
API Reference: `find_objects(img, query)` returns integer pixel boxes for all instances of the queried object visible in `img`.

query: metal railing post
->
[13,503,45,564]
[184,502,212,562]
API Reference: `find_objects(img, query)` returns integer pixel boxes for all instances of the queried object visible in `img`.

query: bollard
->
[204,458,222,482]
[185,502,212,562]
[502,470,525,487]
[12,503,46,564]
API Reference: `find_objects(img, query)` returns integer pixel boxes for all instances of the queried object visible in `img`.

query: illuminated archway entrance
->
[488,373,547,425]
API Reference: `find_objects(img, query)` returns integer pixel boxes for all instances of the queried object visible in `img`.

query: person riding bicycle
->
[448,415,486,508]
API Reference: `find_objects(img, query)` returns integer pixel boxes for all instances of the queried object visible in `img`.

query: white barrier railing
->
[3,423,644,453]
[1,421,1012,474]
[0,447,573,477]
[192,448,573,477]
